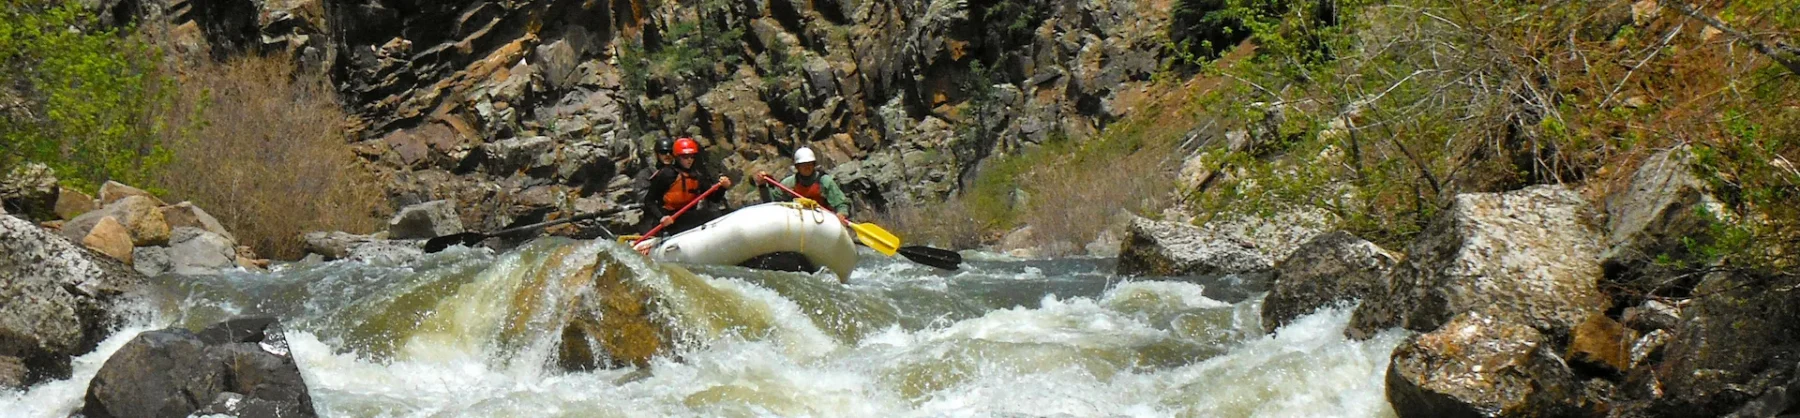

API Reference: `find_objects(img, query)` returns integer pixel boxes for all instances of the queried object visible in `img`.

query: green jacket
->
[760,173,850,215]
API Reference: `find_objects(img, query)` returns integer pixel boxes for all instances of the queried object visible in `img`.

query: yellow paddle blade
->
[850,222,900,256]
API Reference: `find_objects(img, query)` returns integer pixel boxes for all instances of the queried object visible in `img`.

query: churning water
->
[2,237,1407,417]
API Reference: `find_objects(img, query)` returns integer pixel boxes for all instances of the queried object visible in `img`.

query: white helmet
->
[794,147,817,164]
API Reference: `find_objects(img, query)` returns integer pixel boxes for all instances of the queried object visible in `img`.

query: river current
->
[3,237,1406,417]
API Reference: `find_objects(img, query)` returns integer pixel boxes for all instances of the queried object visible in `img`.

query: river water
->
[3,237,1406,417]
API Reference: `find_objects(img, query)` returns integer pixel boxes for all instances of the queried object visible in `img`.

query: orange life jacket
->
[792,176,825,202]
[662,172,702,211]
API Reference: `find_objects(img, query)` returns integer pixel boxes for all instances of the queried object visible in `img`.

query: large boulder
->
[0,162,58,221]
[1117,216,1273,276]
[97,181,163,207]
[0,214,145,388]
[302,231,422,264]
[387,200,464,240]
[1600,147,1722,294]
[167,227,241,275]
[1634,272,1800,417]
[1348,185,1608,339]
[82,216,136,265]
[62,195,172,247]
[1386,312,1592,417]
[159,202,235,242]
[1261,231,1398,332]
[82,316,317,418]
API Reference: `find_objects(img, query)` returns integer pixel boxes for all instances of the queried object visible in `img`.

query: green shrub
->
[0,0,177,192]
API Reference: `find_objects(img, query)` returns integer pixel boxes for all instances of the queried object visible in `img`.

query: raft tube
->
[637,202,858,282]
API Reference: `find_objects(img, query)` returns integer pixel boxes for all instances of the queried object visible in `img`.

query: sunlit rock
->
[1348,185,1607,340]
[62,195,172,247]
[167,227,241,275]
[1386,312,1591,417]
[160,201,235,242]
[82,316,316,418]
[97,181,163,207]
[55,186,96,220]
[82,216,136,265]
[387,199,464,240]
[1117,215,1272,276]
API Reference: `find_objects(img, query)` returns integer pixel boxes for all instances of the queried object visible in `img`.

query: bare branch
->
[1659,0,1800,75]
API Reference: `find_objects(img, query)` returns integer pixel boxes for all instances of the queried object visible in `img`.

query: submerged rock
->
[83,316,316,418]
[1348,185,1607,339]
[0,214,144,388]
[387,199,464,240]
[1261,231,1398,332]
[557,251,674,371]
[1386,312,1592,417]
[1117,216,1272,276]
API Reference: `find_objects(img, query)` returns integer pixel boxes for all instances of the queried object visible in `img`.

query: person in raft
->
[642,137,733,236]
[756,146,849,215]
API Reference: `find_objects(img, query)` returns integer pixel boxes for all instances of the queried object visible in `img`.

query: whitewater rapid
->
[1,238,1407,417]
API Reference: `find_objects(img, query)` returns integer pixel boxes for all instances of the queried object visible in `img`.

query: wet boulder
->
[557,252,674,371]
[300,231,423,264]
[1386,312,1591,417]
[83,316,316,418]
[1117,216,1272,276]
[387,199,464,240]
[62,195,172,247]
[1261,231,1398,332]
[0,214,144,388]
[1600,147,1724,305]
[1348,185,1607,339]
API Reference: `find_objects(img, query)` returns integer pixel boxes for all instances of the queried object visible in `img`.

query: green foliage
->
[978,0,1047,43]
[645,0,744,87]
[0,0,176,192]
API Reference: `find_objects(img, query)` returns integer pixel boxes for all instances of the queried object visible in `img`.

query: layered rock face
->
[147,0,1177,235]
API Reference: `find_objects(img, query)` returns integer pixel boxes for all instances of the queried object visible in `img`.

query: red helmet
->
[673,137,700,156]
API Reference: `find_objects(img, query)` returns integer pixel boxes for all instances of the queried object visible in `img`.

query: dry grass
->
[155,56,386,259]
[870,198,993,250]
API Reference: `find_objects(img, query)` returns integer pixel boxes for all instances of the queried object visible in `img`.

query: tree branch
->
[1659,0,1800,75]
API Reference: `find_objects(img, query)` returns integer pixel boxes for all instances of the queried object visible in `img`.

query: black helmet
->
[655,138,676,155]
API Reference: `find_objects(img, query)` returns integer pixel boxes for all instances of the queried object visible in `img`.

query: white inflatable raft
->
[635,202,858,282]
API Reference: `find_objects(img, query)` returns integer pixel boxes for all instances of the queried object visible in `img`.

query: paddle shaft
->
[633,181,726,246]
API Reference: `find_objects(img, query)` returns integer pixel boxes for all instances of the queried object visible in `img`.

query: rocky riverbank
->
[1120,147,1800,417]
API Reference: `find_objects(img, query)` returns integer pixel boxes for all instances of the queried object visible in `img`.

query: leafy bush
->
[0,0,176,192]
[155,57,386,259]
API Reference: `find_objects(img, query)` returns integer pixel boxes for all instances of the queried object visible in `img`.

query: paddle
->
[759,174,961,270]
[632,181,726,247]
[423,208,621,253]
